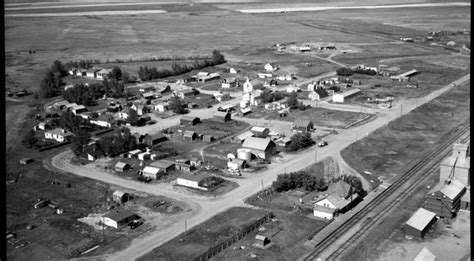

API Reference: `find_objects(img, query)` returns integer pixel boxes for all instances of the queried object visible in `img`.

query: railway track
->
[304,121,470,261]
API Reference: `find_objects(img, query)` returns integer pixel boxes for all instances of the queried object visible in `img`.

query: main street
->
[53,73,469,260]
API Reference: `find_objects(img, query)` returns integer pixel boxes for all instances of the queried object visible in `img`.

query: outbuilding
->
[202,134,215,142]
[142,166,163,180]
[176,175,207,191]
[404,207,437,238]
[255,235,270,247]
[227,158,247,170]
[112,190,130,204]
[241,137,276,160]
[100,210,139,229]
[213,111,231,122]
[115,161,131,172]
[293,119,314,133]
[20,158,34,165]
[180,116,200,126]
[413,247,436,261]
[250,126,270,138]
[149,160,176,173]
[142,133,168,147]
[183,130,198,141]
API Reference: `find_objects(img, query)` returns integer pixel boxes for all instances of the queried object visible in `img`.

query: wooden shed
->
[115,162,131,172]
[404,208,437,238]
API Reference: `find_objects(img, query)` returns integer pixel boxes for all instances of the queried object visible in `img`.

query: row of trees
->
[286,132,315,152]
[168,96,188,114]
[260,89,285,103]
[65,59,97,70]
[336,67,377,77]
[272,171,327,192]
[137,50,226,81]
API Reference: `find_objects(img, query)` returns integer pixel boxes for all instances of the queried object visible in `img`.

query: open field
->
[138,207,271,261]
[341,80,470,187]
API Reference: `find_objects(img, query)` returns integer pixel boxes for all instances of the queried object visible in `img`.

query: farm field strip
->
[237,2,470,13]
[303,123,470,260]
[5,10,168,17]
[4,2,183,11]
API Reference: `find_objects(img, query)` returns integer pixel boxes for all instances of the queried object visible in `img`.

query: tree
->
[40,70,63,98]
[127,109,139,125]
[342,175,366,197]
[168,96,188,114]
[287,132,315,152]
[22,129,38,149]
[211,50,226,64]
[336,67,353,76]
[71,129,90,156]
[287,91,298,109]
[108,66,122,81]
[272,171,326,192]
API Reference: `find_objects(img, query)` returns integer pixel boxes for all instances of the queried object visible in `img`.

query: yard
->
[341,80,470,190]
[263,107,374,129]
[138,207,271,261]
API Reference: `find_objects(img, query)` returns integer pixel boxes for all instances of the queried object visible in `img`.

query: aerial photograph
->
[4,0,470,260]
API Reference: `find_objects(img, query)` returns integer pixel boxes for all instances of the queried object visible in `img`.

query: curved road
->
[52,73,469,260]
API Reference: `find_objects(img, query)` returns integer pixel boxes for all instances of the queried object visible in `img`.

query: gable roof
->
[214,111,230,117]
[184,130,196,137]
[112,190,128,197]
[115,162,129,169]
[334,180,351,198]
[250,126,268,133]
[294,119,312,128]
[103,210,136,222]
[149,160,175,169]
[320,193,359,209]
[235,130,254,141]
[414,247,436,261]
[142,166,160,174]
[242,137,275,151]
[181,115,199,121]
[405,208,437,231]
[313,204,337,214]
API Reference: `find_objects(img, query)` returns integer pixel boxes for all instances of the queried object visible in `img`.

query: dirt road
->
[54,73,468,260]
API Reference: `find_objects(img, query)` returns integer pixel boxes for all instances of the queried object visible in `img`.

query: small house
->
[138,152,151,161]
[183,130,197,141]
[142,133,168,147]
[190,158,202,167]
[20,158,34,165]
[101,210,139,229]
[286,85,301,93]
[214,92,231,102]
[36,122,49,131]
[64,103,79,112]
[229,67,237,74]
[86,68,100,78]
[255,235,270,247]
[154,102,169,112]
[112,190,130,204]
[250,126,270,138]
[149,160,176,173]
[233,130,254,143]
[44,128,73,143]
[142,166,163,179]
[176,89,196,99]
[131,104,149,116]
[264,63,276,72]
[96,68,112,80]
[115,162,131,172]
[127,149,142,159]
[176,175,208,191]
[85,146,104,161]
[176,163,194,172]
[213,111,231,122]
[202,134,215,142]
[221,78,237,88]
[53,100,70,110]
[258,72,273,79]
[227,158,247,170]
[180,116,200,126]
[142,92,156,100]
[71,105,87,115]
[90,114,114,128]
[293,119,314,133]
[76,69,87,77]
[404,208,437,238]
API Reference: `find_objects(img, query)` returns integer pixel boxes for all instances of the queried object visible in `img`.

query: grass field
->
[341,80,470,188]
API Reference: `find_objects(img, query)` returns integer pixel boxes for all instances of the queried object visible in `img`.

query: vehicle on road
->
[318,140,328,147]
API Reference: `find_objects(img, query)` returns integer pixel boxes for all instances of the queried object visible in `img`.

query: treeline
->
[336,67,377,77]
[65,60,98,70]
[137,50,226,81]
[260,89,285,103]
[272,171,327,192]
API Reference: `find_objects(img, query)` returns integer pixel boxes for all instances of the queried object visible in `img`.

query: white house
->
[100,211,138,229]
[277,74,292,81]
[118,109,130,120]
[154,102,169,112]
[221,78,237,88]
[96,68,112,80]
[229,67,237,74]
[286,85,301,93]
[307,82,317,91]
[257,72,273,79]
[176,176,208,191]
[227,158,246,170]
[309,91,320,101]
[332,88,361,103]
[86,68,100,78]
[90,114,114,128]
[264,63,277,72]
[44,128,73,143]
[142,166,163,179]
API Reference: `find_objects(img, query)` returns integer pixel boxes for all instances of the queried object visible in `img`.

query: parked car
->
[128,220,143,229]
[318,140,328,147]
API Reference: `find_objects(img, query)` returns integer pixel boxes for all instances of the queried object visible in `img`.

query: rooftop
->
[242,137,274,151]
[103,210,137,222]
[149,160,175,169]
[405,207,437,231]
[414,247,436,261]
[439,179,465,200]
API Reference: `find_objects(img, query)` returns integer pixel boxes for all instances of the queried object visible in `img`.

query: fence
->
[194,212,274,261]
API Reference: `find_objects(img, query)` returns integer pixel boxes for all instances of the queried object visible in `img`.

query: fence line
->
[194,212,273,261]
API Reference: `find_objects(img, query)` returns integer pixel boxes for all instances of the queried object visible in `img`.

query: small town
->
[4,1,470,261]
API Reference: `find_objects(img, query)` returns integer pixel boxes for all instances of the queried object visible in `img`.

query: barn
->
[404,208,437,238]
[112,190,130,204]
[241,137,276,160]
[180,116,200,126]
[213,111,231,122]
[101,210,139,229]
[183,131,198,141]
[293,119,314,133]
[114,162,131,172]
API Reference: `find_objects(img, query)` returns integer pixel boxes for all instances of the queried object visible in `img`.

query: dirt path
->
[51,73,469,261]
[6,104,30,152]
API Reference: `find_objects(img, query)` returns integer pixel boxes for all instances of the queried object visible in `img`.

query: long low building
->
[390,69,418,81]
[332,88,361,103]
[176,175,208,191]
[101,210,139,229]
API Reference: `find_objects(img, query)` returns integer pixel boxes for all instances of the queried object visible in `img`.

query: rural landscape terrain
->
[5,0,470,260]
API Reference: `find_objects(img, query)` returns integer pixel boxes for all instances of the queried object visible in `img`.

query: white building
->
[142,166,163,179]
[176,176,207,191]
[264,63,277,72]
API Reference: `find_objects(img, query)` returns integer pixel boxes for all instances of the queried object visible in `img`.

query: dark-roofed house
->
[176,89,196,99]
[293,119,314,133]
[101,210,139,229]
[112,190,130,204]
[149,160,176,173]
[424,179,466,218]
[241,137,276,160]
[115,162,131,172]
[404,208,437,238]
[213,111,231,122]
[180,116,200,126]
[183,130,197,141]
[142,133,168,147]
